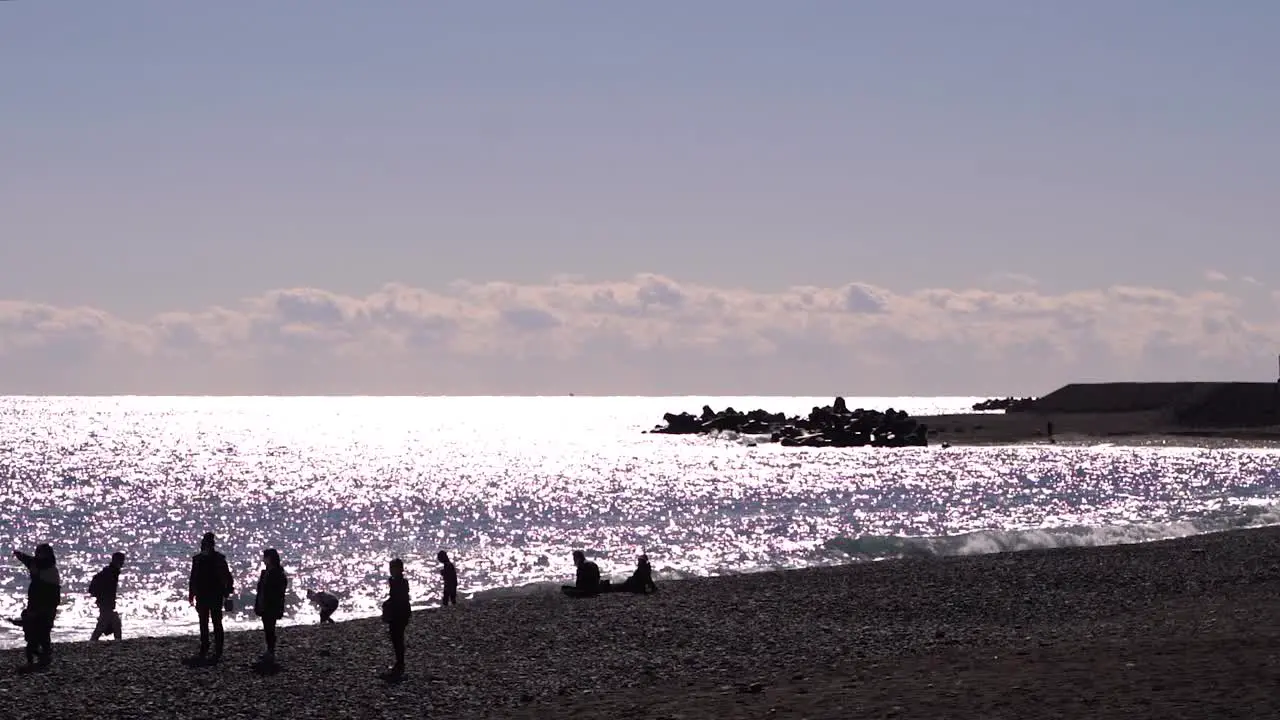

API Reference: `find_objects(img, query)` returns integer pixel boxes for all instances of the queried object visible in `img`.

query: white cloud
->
[2,274,1279,395]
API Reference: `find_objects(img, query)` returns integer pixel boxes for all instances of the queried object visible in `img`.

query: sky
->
[2,1,1279,395]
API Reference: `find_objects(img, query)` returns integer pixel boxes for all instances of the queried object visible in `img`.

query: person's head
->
[437,550,449,564]
[389,558,404,577]
[110,552,126,568]
[263,548,280,568]
[34,544,55,567]
[637,554,649,566]
[572,550,586,567]
[200,532,216,554]
[306,589,318,601]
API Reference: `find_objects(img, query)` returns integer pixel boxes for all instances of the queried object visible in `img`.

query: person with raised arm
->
[11,543,61,668]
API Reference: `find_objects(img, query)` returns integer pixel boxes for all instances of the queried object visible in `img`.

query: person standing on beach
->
[253,548,288,664]
[11,544,61,668]
[88,552,126,642]
[437,550,458,606]
[380,558,411,678]
[307,589,340,623]
[188,532,234,661]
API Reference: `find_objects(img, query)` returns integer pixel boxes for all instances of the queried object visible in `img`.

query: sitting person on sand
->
[12,544,61,668]
[561,550,605,597]
[617,554,658,594]
[380,558,411,679]
[307,589,340,623]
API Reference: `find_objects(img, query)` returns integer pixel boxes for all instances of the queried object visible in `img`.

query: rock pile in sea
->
[648,397,928,448]
[971,396,1038,412]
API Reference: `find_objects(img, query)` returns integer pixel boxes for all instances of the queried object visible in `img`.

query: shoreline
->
[919,410,1280,447]
[6,525,1280,718]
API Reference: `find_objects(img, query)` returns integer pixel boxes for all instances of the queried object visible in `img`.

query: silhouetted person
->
[188,532,234,661]
[254,548,288,663]
[618,554,658,594]
[88,552,126,641]
[12,544,60,668]
[561,550,603,597]
[437,550,457,606]
[307,590,339,623]
[380,558,411,678]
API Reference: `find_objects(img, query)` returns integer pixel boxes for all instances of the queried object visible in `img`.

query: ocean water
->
[2,395,1279,650]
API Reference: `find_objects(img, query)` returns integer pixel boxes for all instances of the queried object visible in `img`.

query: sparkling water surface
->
[2,395,1279,649]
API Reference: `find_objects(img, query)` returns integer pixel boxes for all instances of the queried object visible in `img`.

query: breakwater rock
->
[648,397,928,448]
[971,396,1038,412]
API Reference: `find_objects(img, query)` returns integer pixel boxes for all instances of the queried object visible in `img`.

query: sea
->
[2,395,1279,650]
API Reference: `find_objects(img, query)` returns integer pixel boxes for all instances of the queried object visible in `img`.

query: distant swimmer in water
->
[307,590,340,624]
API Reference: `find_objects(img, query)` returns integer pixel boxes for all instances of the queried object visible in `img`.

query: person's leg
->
[197,604,211,656]
[209,604,224,657]
[263,617,277,655]
[390,623,405,668]
[35,617,53,665]
[319,607,333,624]
[22,621,37,665]
[90,607,108,641]
[112,611,122,641]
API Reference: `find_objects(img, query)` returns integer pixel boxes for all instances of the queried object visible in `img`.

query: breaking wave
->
[823,502,1280,561]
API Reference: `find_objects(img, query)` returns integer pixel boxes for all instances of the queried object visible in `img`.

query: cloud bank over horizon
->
[3,273,1278,396]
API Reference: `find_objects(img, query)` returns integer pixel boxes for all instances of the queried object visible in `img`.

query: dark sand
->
[5,528,1280,719]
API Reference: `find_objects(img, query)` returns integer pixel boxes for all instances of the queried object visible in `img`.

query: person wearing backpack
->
[89,552,127,642]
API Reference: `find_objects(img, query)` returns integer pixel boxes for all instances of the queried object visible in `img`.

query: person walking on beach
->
[307,589,340,623]
[11,544,61,668]
[254,548,288,664]
[88,552,126,642]
[188,532,234,661]
[437,550,458,606]
[380,558,411,679]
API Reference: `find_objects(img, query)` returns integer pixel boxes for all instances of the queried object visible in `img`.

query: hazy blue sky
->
[2,1,1278,394]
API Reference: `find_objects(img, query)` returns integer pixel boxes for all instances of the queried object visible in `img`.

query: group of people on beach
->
[10,533,655,678]
[9,533,462,678]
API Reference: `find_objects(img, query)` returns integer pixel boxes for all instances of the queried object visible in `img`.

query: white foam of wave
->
[823,501,1280,560]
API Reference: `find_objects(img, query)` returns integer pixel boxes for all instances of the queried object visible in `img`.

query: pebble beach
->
[4,526,1279,719]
